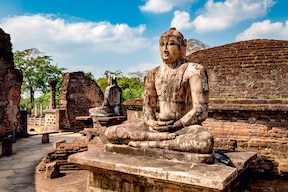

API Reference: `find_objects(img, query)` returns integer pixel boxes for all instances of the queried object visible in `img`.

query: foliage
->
[19,77,63,112]
[96,77,109,93]
[95,71,144,101]
[186,38,210,55]
[19,97,32,111]
[117,77,144,100]
[84,72,94,79]
[103,70,123,78]
[14,48,66,105]
[19,92,50,112]
[128,71,148,82]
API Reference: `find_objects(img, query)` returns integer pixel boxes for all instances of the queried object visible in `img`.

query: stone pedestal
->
[68,145,256,192]
[76,116,127,136]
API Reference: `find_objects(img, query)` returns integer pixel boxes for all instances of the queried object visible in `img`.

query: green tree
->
[14,48,66,109]
[84,72,94,79]
[118,76,144,101]
[95,72,145,101]
[96,77,109,93]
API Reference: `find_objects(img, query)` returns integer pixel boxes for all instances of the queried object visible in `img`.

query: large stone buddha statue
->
[104,28,214,154]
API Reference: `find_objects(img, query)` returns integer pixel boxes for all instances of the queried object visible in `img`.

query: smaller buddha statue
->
[89,75,122,117]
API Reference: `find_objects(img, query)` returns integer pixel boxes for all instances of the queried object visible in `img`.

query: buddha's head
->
[159,28,187,64]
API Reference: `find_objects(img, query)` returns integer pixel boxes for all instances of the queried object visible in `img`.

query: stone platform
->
[105,144,214,164]
[68,144,256,192]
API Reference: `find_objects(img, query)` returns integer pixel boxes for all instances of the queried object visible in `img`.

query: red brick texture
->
[0,28,23,137]
[59,71,104,130]
[187,39,288,99]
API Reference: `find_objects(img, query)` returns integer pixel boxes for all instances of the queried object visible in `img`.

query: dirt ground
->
[35,170,89,192]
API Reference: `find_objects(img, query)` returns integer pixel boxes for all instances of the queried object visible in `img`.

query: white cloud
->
[139,0,195,13]
[170,11,193,30]
[236,20,288,41]
[1,14,147,53]
[0,14,151,77]
[191,0,276,32]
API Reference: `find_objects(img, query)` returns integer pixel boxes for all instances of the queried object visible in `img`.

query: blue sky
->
[0,0,287,78]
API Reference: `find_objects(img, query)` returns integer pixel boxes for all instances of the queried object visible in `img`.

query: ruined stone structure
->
[0,28,23,137]
[186,39,288,191]
[37,139,88,179]
[186,39,288,159]
[69,29,258,192]
[122,39,288,191]
[59,71,104,130]
[105,28,214,154]
[187,39,288,99]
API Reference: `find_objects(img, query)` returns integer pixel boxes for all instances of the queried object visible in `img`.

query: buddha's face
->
[159,35,186,64]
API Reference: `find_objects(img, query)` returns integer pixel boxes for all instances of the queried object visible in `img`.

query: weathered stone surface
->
[105,144,214,164]
[124,98,288,175]
[76,116,127,138]
[68,148,256,191]
[0,28,23,137]
[89,75,122,117]
[59,71,104,131]
[45,161,60,179]
[37,139,88,174]
[105,28,213,155]
[187,39,288,99]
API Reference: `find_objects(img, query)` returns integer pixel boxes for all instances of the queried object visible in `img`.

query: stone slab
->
[75,116,92,121]
[68,147,256,191]
[105,144,214,164]
[224,151,257,173]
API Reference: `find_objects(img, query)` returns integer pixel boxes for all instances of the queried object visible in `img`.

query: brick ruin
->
[59,71,104,131]
[0,28,23,138]
[186,40,288,190]
[185,39,288,160]
[123,39,288,191]
[37,139,88,179]
[187,39,288,99]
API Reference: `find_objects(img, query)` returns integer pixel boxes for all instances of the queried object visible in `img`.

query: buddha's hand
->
[146,119,158,127]
[152,125,171,132]
[157,120,174,126]
[146,120,173,132]
[148,120,173,132]
[171,120,183,130]
[152,120,183,132]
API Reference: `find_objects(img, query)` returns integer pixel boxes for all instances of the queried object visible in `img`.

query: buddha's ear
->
[183,38,187,46]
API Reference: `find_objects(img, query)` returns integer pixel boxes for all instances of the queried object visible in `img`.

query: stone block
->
[105,144,214,164]
[68,147,256,191]
[42,133,49,144]
[2,137,13,156]
[45,161,60,179]
[53,139,66,149]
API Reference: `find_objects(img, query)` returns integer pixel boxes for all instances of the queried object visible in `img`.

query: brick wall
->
[59,71,104,130]
[187,39,288,99]
[0,28,23,137]
[186,39,288,176]
[123,39,288,178]
[205,99,288,155]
